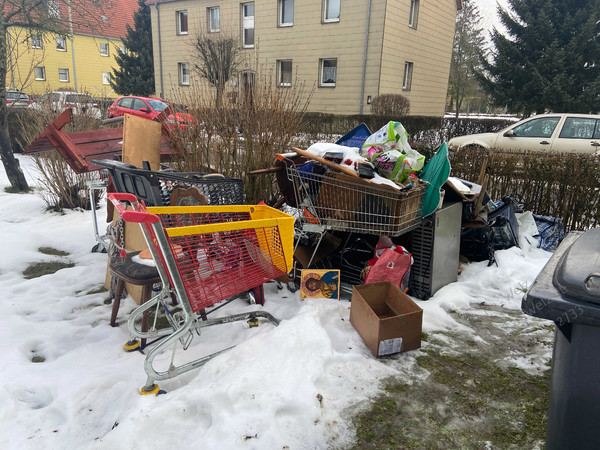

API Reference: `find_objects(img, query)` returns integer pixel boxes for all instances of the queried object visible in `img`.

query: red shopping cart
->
[108,193,294,394]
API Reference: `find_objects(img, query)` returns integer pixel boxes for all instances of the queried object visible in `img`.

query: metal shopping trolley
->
[108,193,294,395]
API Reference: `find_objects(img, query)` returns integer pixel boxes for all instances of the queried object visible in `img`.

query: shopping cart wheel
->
[123,339,141,352]
[140,384,160,395]
[247,316,259,328]
[91,243,107,253]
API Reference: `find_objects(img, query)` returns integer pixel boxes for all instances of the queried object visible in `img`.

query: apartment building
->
[148,0,461,116]
[6,0,139,98]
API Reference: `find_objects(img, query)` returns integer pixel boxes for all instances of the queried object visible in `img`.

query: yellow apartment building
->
[6,0,139,99]
[147,0,462,116]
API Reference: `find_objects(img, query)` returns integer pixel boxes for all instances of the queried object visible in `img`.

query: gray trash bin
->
[522,227,600,450]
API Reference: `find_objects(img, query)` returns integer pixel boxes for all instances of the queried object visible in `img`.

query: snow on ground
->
[0,155,553,449]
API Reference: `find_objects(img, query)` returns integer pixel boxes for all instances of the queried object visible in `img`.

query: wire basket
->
[285,163,426,236]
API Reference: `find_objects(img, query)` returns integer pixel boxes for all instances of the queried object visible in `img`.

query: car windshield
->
[66,94,93,103]
[7,92,28,101]
[147,99,168,111]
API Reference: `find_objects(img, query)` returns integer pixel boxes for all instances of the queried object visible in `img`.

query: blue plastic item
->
[336,123,372,148]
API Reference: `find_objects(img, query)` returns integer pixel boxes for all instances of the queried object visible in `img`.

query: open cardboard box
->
[350,281,423,357]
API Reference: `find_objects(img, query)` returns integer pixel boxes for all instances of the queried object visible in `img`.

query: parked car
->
[107,95,194,129]
[448,113,600,155]
[6,88,31,108]
[29,91,102,119]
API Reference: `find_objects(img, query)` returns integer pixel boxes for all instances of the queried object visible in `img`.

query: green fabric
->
[420,143,451,217]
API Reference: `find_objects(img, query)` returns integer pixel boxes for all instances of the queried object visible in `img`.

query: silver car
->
[448,113,600,155]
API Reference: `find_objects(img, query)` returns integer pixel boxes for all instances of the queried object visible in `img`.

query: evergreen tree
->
[447,0,487,117]
[111,0,154,96]
[479,0,600,115]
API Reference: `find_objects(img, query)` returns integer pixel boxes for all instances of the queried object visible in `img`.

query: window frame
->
[319,58,337,87]
[323,0,340,23]
[277,59,293,87]
[242,2,255,48]
[409,0,419,29]
[58,68,70,83]
[208,6,220,32]
[31,33,43,49]
[177,10,189,35]
[403,61,413,91]
[56,36,66,51]
[279,0,294,27]
[179,62,190,86]
[34,66,46,81]
[558,117,598,139]
[99,42,109,56]
[102,72,111,85]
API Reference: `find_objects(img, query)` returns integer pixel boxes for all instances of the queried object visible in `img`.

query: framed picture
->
[299,269,341,300]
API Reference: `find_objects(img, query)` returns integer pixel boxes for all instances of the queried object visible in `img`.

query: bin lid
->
[553,227,600,305]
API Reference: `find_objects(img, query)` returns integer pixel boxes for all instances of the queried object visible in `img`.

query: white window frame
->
[319,58,337,87]
[179,62,190,86]
[58,68,69,83]
[99,42,109,56]
[409,0,419,29]
[31,33,43,49]
[34,66,46,81]
[102,72,111,85]
[279,0,293,27]
[208,7,220,32]
[277,60,292,87]
[242,3,255,48]
[403,61,413,91]
[323,0,340,23]
[177,10,189,35]
[56,36,66,51]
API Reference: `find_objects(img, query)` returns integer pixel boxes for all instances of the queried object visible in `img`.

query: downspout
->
[155,2,164,98]
[359,0,372,114]
[68,0,78,92]
[6,31,14,86]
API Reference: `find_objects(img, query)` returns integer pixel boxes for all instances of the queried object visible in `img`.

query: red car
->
[108,95,193,129]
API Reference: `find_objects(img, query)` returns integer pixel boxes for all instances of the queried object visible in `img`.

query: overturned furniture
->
[108,193,294,394]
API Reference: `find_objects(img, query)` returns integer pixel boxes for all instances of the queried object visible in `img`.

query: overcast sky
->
[476,0,510,30]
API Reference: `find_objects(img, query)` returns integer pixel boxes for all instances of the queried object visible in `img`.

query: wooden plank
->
[122,114,162,171]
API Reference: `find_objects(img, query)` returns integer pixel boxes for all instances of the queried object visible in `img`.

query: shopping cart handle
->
[107,193,160,224]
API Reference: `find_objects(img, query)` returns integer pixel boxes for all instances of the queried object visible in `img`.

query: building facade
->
[6,0,139,98]
[148,0,461,116]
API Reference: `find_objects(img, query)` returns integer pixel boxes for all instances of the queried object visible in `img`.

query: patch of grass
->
[86,286,108,295]
[23,261,75,279]
[38,247,70,257]
[353,347,550,448]
[4,186,33,194]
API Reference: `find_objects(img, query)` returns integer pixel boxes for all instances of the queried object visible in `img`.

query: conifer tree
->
[478,0,600,115]
[111,0,154,96]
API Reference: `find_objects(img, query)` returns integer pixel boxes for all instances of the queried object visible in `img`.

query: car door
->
[114,97,134,117]
[551,116,600,154]
[131,98,152,119]
[494,116,563,152]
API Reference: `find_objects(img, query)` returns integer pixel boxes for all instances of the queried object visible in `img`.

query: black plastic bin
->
[522,227,600,449]
[92,159,244,206]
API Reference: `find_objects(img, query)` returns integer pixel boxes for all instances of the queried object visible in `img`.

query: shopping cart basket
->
[108,193,294,394]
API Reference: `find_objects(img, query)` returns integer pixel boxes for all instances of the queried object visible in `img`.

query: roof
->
[71,0,140,39]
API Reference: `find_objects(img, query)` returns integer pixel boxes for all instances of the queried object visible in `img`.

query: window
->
[177,10,188,35]
[31,33,43,49]
[132,98,149,111]
[34,66,46,81]
[277,60,292,87]
[119,45,127,54]
[56,36,66,51]
[323,0,340,22]
[403,61,413,91]
[117,97,133,109]
[58,68,69,82]
[559,117,599,139]
[102,72,111,85]
[320,58,337,87]
[47,0,60,18]
[409,0,419,29]
[279,0,293,26]
[208,7,220,32]
[179,63,190,85]
[100,42,109,56]
[242,3,254,48]
[512,117,560,138]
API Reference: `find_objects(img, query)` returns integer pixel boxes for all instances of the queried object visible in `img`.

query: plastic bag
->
[364,246,413,292]
[360,121,425,183]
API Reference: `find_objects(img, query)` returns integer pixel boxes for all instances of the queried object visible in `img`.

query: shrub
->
[370,94,411,116]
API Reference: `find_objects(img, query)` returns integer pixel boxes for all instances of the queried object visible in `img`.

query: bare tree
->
[192,32,243,107]
[1,0,114,191]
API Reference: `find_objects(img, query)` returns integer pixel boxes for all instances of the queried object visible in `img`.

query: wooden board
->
[122,114,162,171]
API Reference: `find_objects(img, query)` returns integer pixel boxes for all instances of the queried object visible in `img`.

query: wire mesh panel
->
[286,165,426,236]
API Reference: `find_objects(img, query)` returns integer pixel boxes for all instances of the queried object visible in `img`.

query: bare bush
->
[370,94,411,116]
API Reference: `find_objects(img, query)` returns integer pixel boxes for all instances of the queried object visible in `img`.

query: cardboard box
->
[350,281,423,357]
